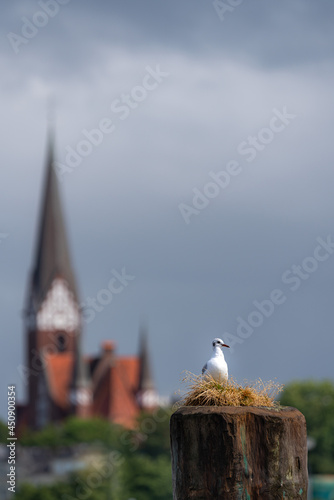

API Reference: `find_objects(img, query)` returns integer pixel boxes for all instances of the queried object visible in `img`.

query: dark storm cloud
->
[1,0,334,417]
[3,0,334,78]
[76,0,334,68]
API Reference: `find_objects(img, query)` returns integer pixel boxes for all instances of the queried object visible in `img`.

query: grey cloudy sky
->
[1,0,334,418]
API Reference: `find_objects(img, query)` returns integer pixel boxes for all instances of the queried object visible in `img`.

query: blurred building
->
[310,475,334,500]
[17,132,158,431]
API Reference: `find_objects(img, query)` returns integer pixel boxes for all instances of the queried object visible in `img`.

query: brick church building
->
[17,132,158,431]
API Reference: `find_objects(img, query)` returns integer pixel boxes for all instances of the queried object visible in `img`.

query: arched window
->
[56,332,66,352]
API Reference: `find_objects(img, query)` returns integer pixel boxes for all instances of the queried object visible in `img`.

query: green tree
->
[19,423,63,448]
[15,477,110,500]
[131,408,172,458]
[120,454,173,500]
[0,420,8,443]
[114,407,173,498]
[14,409,174,499]
[62,417,120,448]
[19,417,120,449]
[280,379,334,473]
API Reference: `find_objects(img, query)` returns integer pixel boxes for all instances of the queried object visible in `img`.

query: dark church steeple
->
[137,324,158,409]
[30,129,78,307]
[69,326,92,417]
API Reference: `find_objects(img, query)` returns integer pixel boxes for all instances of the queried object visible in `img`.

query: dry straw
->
[178,372,283,408]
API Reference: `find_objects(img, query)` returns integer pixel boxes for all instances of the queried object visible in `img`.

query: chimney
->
[101,340,116,355]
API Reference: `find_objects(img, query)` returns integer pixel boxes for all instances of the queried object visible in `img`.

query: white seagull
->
[202,338,230,382]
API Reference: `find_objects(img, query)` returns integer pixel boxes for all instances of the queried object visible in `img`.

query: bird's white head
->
[212,338,230,350]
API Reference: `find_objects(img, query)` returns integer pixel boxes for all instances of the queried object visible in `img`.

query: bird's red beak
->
[222,344,230,348]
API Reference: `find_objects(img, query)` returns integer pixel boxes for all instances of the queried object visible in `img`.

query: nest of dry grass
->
[178,372,283,408]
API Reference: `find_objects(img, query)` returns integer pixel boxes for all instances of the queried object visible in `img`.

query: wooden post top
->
[170,405,308,500]
[173,405,305,418]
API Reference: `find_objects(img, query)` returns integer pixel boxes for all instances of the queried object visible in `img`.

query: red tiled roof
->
[92,360,112,417]
[109,357,140,428]
[44,352,74,409]
[93,355,140,428]
[43,351,141,428]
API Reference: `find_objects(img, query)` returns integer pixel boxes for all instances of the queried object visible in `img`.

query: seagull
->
[202,338,230,382]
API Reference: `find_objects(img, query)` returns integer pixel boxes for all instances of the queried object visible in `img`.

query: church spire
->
[69,331,92,417]
[137,324,158,409]
[30,128,78,306]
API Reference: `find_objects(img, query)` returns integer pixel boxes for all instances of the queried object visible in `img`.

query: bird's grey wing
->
[202,363,207,374]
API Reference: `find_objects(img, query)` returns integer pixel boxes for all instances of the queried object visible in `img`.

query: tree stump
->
[170,406,308,499]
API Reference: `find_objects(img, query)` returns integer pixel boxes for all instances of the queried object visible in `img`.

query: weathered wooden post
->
[170,406,308,499]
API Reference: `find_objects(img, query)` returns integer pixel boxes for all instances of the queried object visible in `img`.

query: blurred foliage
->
[0,419,8,442]
[119,408,172,458]
[13,408,173,500]
[280,379,334,474]
[14,473,114,500]
[121,454,173,500]
[18,416,120,449]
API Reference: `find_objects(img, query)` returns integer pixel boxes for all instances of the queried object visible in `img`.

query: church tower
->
[69,330,92,418]
[24,131,84,428]
[137,325,159,410]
